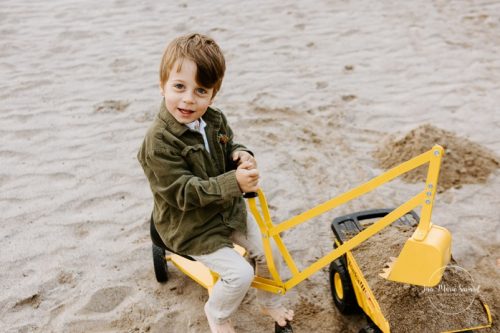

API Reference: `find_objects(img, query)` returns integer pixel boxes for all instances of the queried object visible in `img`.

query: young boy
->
[137,33,294,333]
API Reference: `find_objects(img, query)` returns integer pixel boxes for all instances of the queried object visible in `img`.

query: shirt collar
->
[186,117,207,132]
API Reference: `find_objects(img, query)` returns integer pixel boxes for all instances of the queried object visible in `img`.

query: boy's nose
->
[183,92,195,104]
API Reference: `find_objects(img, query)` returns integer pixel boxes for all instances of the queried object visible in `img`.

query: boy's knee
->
[230,261,254,289]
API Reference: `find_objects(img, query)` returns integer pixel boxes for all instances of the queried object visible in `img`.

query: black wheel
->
[152,244,169,283]
[329,258,359,314]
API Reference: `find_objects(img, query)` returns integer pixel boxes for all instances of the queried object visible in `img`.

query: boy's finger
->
[251,173,260,180]
[237,161,253,169]
[247,168,259,176]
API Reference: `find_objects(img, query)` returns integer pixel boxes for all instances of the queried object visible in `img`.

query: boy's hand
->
[232,151,257,170]
[235,161,260,193]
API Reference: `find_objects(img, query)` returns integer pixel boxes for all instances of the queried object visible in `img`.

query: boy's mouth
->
[178,108,194,115]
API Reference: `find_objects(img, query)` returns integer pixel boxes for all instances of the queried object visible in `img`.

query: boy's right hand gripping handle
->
[243,192,258,198]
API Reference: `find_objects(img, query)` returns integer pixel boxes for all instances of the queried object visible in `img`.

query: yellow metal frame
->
[246,145,446,294]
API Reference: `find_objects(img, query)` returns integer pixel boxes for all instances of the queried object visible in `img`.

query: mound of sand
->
[373,124,499,192]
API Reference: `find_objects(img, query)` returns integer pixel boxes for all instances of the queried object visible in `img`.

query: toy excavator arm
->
[247,145,451,294]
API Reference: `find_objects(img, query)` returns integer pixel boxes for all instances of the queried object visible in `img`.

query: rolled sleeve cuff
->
[232,148,254,157]
[216,170,242,200]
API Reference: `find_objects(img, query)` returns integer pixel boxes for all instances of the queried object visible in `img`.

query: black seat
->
[150,214,195,261]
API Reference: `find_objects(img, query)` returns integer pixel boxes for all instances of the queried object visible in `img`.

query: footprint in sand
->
[316,81,328,90]
[13,293,42,310]
[93,100,130,113]
[109,58,137,73]
[74,223,89,239]
[81,286,131,313]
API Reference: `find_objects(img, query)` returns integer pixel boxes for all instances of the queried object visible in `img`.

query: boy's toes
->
[261,306,294,327]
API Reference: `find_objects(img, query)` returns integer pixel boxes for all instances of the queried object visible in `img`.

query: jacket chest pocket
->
[181,144,212,177]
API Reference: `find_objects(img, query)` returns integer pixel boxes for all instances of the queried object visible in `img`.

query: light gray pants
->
[192,215,283,324]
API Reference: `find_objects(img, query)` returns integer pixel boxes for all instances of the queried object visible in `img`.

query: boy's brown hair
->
[159,33,226,98]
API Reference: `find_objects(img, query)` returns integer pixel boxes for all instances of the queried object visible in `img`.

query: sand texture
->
[374,124,499,192]
[351,224,490,333]
[1,0,499,332]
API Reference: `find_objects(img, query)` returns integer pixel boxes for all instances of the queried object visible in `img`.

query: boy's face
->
[161,58,214,124]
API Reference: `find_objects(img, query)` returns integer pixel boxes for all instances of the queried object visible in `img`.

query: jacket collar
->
[157,99,222,136]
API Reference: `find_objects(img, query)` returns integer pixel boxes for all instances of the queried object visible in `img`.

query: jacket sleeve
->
[145,146,243,212]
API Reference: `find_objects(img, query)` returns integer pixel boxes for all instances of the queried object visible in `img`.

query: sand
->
[351,223,490,333]
[1,0,499,332]
[373,124,499,192]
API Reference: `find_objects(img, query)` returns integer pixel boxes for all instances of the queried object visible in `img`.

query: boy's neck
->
[186,117,205,131]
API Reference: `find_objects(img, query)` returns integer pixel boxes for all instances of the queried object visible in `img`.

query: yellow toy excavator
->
[150,145,492,332]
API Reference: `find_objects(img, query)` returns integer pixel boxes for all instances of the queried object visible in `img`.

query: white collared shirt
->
[186,118,210,153]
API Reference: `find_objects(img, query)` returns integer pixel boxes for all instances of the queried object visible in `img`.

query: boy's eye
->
[196,88,208,95]
[173,83,184,89]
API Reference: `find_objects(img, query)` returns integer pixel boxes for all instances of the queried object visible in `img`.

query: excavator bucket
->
[380,224,452,287]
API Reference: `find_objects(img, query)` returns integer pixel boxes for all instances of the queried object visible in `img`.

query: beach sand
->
[1,0,499,332]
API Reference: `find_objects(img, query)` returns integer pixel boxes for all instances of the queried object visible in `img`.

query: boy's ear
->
[159,82,165,96]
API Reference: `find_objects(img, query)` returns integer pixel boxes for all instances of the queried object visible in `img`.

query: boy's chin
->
[175,116,198,125]
[174,111,203,124]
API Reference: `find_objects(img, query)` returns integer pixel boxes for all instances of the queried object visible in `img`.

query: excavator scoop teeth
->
[382,257,397,268]
[379,257,397,279]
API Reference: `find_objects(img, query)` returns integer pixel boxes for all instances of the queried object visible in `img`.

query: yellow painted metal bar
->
[249,197,269,236]
[272,234,300,275]
[248,193,283,285]
[484,302,493,326]
[262,234,283,284]
[257,189,275,230]
[251,276,286,294]
[271,149,434,236]
[252,275,283,287]
[415,145,443,241]
[250,189,300,276]
[283,192,425,291]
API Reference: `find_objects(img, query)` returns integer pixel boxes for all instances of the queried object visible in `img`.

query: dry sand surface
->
[1,0,499,332]
[351,223,492,333]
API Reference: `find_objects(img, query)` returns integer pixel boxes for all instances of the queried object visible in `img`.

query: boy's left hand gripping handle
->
[243,192,258,198]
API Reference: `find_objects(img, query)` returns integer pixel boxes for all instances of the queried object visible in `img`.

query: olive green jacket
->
[137,100,251,255]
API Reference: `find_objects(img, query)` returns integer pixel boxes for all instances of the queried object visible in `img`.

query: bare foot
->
[204,303,236,333]
[261,306,294,327]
